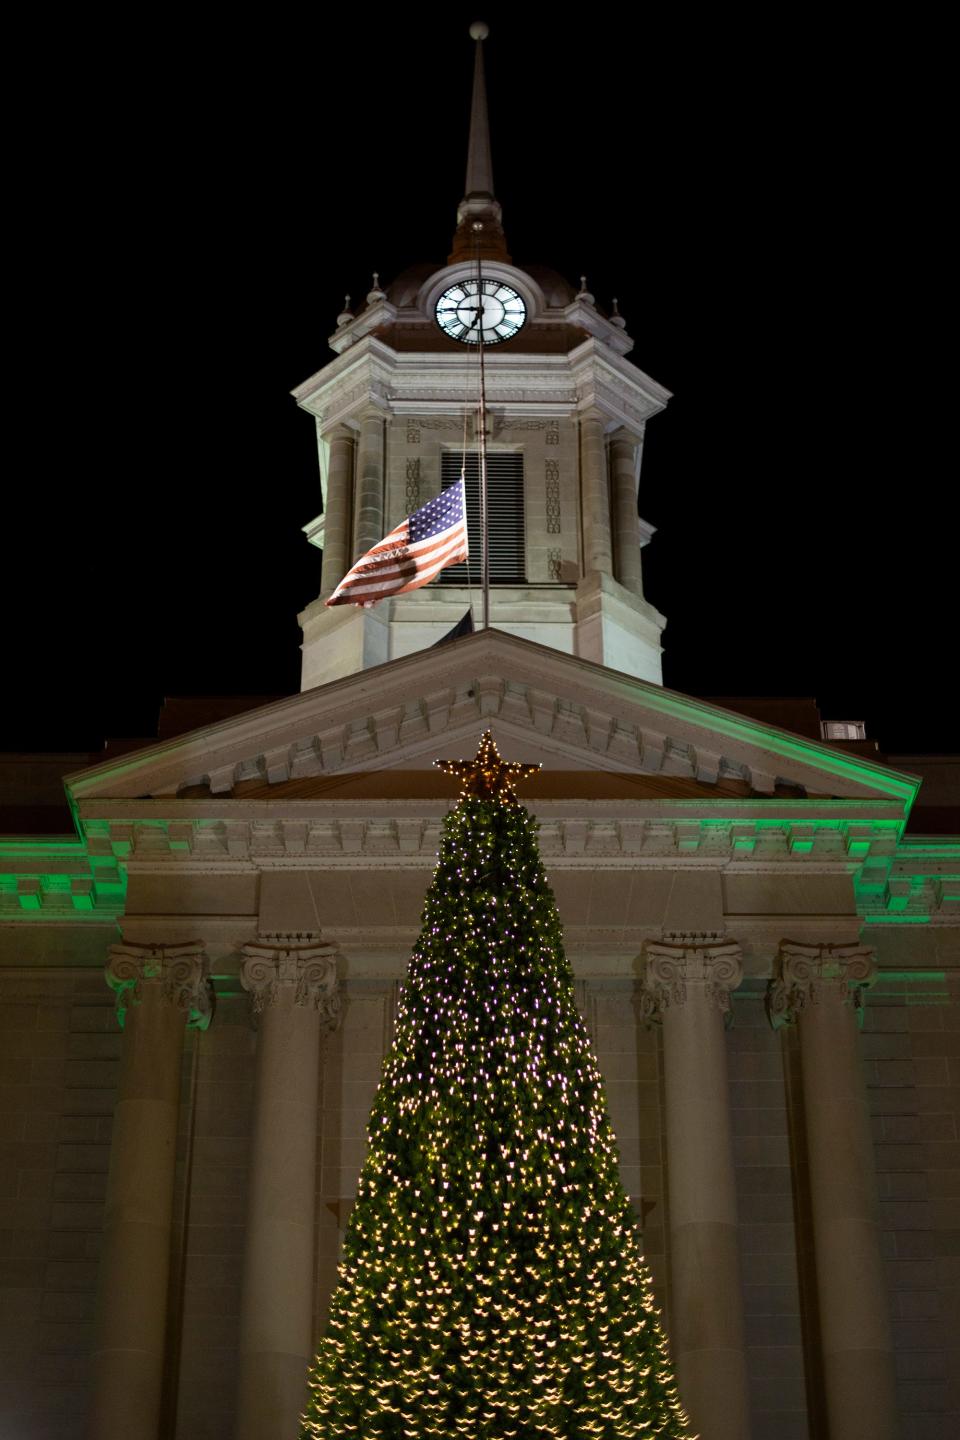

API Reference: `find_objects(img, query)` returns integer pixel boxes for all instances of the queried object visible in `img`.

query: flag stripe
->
[325,479,469,608]
[333,530,467,593]
[332,533,468,601]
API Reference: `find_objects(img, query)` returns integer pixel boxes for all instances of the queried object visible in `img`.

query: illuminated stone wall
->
[1,941,958,1439]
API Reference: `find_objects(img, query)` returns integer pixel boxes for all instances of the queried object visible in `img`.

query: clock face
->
[435,279,526,345]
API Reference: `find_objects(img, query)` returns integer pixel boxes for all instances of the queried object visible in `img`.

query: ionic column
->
[642,934,751,1440]
[609,426,644,595]
[579,409,613,575]
[353,408,385,561]
[91,941,211,1440]
[321,424,355,596]
[769,942,897,1440]
[236,935,342,1440]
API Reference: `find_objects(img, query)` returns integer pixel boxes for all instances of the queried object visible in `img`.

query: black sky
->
[4,8,954,755]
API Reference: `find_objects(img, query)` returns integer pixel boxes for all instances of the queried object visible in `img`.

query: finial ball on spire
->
[469,21,489,40]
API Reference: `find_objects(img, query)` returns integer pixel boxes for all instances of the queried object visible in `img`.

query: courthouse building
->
[2,26,958,1440]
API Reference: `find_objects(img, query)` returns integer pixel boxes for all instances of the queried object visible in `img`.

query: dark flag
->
[432,609,475,647]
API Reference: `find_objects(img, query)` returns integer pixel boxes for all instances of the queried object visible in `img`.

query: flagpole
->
[475,226,490,631]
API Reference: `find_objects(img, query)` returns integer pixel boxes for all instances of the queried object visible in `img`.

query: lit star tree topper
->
[301,732,692,1439]
[435,727,541,802]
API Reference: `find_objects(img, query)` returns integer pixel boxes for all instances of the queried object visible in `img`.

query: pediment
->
[66,631,918,814]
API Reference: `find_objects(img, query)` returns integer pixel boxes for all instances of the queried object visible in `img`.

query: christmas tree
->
[301,732,691,1439]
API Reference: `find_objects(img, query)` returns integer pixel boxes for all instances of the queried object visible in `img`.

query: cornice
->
[291,336,670,431]
[0,839,126,920]
[5,818,953,923]
[62,632,922,810]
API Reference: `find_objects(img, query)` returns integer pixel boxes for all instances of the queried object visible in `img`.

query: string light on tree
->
[301,732,692,1439]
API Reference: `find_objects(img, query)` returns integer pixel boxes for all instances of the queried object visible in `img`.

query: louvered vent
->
[437,451,525,584]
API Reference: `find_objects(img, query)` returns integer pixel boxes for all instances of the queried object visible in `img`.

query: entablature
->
[79,805,906,872]
[0,838,125,919]
[292,336,670,435]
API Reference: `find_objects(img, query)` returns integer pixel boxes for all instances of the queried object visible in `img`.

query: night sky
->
[4,9,952,756]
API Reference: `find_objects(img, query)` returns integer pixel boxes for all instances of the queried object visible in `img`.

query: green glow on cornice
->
[0,839,87,856]
[0,830,126,918]
[668,802,899,814]
[862,914,931,925]
[879,970,946,981]
[611,691,920,806]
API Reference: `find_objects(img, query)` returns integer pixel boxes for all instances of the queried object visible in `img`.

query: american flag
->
[324,479,469,607]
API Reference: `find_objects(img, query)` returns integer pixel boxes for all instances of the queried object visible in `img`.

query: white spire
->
[464,22,494,202]
[450,23,509,263]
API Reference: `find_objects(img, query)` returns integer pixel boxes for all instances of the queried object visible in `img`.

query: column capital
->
[607,424,644,448]
[767,939,877,1029]
[106,940,211,1030]
[323,421,355,442]
[357,402,389,424]
[240,933,341,1030]
[640,932,743,1019]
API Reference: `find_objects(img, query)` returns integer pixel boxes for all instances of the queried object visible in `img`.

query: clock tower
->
[294,23,671,692]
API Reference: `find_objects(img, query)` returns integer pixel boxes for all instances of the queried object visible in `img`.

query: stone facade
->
[2,905,958,1439]
[2,633,958,1439]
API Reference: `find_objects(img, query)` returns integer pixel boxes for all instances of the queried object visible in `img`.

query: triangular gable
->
[66,631,919,811]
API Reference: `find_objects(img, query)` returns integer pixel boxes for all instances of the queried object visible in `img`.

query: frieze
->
[103,814,908,871]
[493,418,550,435]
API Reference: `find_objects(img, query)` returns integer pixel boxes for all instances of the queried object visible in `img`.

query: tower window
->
[821,720,867,741]
[438,451,525,584]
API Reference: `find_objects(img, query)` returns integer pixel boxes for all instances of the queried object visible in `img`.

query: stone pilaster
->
[90,941,210,1440]
[354,409,385,562]
[236,934,341,1440]
[769,942,897,1440]
[641,934,751,1440]
[609,426,644,595]
[579,410,613,576]
[321,423,355,596]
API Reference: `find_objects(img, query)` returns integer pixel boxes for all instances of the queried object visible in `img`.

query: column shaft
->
[91,943,208,1440]
[796,974,896,1437]
[579,412,613,575]
[353,411,385,561]
[645,938,751,1440]
[610,428,644,594]
[237,939,340,1440]
[321,425,355,595]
